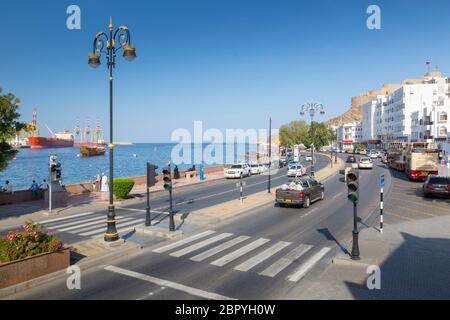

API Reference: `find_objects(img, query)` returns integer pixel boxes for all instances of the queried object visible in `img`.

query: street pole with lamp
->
[300,102,325,177]
[88,17,137,242]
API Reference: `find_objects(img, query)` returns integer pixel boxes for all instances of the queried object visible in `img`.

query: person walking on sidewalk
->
[30,180,39,200]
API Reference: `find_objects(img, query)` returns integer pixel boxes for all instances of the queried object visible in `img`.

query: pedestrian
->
[174,165,180,179]
[2,180,13,194]
[39,179,48,190]
[100,173,109,192]
[30,180,39,200]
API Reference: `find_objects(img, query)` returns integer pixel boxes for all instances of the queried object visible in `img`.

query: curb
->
[0,240,142,299]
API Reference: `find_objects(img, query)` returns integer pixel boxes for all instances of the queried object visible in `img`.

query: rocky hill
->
[326,84,401,126]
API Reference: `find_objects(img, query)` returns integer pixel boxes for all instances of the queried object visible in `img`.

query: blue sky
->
[2,0,450,142]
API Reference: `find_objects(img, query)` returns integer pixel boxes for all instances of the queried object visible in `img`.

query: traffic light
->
[147,163,158,187]
[55,163,62,180]
[346,169,359,202]
[162,167,172,191]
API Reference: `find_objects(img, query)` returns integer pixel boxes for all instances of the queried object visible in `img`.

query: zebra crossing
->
[39,211,146,239]
[151,230,331,283]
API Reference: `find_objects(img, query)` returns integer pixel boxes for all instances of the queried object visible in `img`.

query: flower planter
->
[0,247,70,289]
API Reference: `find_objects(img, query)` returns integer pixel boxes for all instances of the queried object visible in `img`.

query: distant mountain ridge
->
[326,84,400,126]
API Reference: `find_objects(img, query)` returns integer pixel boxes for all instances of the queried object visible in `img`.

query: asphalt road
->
[8,154,450,300]
[8,153,393,300]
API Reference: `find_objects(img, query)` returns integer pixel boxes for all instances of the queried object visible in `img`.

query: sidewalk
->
[292,214,450,299]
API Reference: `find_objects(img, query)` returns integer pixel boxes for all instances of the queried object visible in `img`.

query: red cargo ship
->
[28,131,74,149]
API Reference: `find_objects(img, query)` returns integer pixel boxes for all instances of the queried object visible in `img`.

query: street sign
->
[380,174,385,188]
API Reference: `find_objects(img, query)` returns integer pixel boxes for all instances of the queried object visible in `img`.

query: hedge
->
[112,178,135,199]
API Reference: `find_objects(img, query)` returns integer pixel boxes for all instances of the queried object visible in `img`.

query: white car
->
[304,155,313,162]
[358,157,373,169]
[249,164,262,175]
[225,163,251,178]
[258,164,268,173]
[287,164,306,177]
[369,152,378,159]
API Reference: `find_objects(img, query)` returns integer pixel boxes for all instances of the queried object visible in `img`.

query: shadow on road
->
[317,228,350,256]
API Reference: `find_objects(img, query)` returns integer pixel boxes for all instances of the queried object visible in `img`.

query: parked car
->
[359,149,367,155]
[423,175,450,198]
[224,163,251,178]
[346,155,357,163]
[358,157,373,169]
[287,164,306,177]
[275,177,324,208]
[305,155,313,162]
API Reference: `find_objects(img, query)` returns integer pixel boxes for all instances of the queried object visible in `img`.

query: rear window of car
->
[428,177,450,184]
[230,165,242,169]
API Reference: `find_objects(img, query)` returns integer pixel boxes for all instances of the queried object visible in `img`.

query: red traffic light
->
[347,172,358,182]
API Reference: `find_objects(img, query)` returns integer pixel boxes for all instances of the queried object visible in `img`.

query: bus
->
[405,142,439,181]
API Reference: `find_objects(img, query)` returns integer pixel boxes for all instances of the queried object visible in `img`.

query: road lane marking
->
[331,192,344,200]
[40,212,96,224]
[116,207,166,214]
[389,197,450,212]
[234,241,291,272]
[57,216,128,232]
[170,233,233,258]
[63,217,135,233]
[152,230,216,253]
[385,211,416,222]
[210,238,270,267]
[388,205,437,218]
[259,244,313,277]
[190,236,250,262]
[104,265,236,300]
[286,247,331,282]
[79,219,145,236]
[46,215,107,229]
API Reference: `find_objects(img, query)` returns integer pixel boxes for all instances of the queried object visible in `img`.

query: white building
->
[336,122,362,151]
[361,71,450,149]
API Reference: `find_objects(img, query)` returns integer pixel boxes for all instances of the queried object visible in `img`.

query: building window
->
[439,126,447,137]
[440,112,447,123]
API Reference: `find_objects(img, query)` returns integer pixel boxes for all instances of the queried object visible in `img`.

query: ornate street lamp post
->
[88,17,136,242]
[300,102,325,177]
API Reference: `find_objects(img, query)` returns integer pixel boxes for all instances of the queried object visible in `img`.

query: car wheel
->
[278,203,285,208]
[248,171,252,177]
[303,196,310,208]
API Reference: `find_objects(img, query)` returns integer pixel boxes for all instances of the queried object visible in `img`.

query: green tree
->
[279,120,309,147]
[307,122,335,148]
[0,88,26,172]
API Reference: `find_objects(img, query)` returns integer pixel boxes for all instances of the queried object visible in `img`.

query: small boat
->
[80,146,106,157]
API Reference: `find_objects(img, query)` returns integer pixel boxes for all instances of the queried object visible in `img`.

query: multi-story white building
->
[361,71,450,149]
[336,122,362,151]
